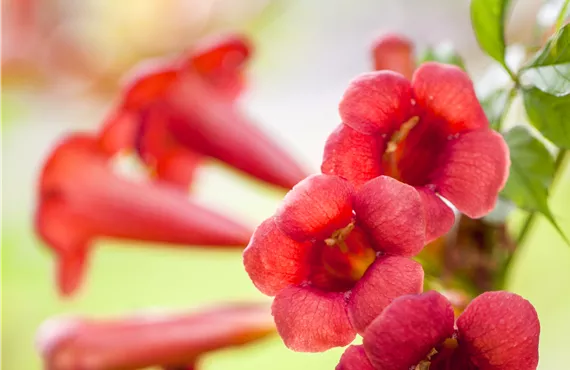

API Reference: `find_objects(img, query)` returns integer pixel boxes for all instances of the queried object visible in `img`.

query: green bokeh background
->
[3,1,570,369]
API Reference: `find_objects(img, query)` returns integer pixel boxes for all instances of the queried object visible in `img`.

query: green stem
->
[556,0,570,31]
[495,88,518,132]
[503,63,520,86]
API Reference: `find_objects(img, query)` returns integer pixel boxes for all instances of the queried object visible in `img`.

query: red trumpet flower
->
[337,290,540,370]
[244,174,425,352]
[99,34,307,190]
[322,62,509,242]
[37,302,275,370]
[35,134,252,296]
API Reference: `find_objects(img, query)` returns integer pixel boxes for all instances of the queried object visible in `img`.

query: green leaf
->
[522,87,570,148]
[470,0,511,65]
[520,23,570,96]
[501,127,568,242]
[419,43,466,70]
[479,88,511,130]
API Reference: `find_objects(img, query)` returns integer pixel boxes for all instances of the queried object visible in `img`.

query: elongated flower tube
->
[35,134,252,296]
[37,302,275,370]
[161,69,307,190]
[99,34,307,190]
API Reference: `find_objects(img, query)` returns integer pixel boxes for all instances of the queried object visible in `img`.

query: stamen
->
[383,116,419,180]
[325,222,355,253]
[386,116,419,153]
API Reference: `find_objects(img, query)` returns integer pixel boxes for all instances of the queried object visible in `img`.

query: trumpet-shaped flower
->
[322,62,509,242]
[36,134,252,296]
[337,291,539,370]
[244,174,425,352]
[99,34,307,190]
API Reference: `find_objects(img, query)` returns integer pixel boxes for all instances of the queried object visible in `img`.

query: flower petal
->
[336,345,375,370]
[347,256,424,334]
[121,57,179,111]
[354,176,425,256]
[363,291,455,370]
[431,129,509,218]
[457,291,540,370]
[188,34,251,98]
[321,123,383,189]
[272,285,356,352]
[275,174,355,242]
[372,33,415,79]
[412,62,488,134]
[339,71,414,135]
[98,109,138,156]
[416,187,455,242]
[243,218,311,296]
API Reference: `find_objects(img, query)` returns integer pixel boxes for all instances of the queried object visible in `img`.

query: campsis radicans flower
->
[37,302,275,370]
[36,134,252,296]
[322,62,509,242]
[336,290,540,370]
[243,174,426,352]
[99,33,308,190]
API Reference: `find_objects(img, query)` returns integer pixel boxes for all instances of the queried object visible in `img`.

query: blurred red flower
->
[322,62,509,242]
[36,134,252,296]
[337,290,540,370]
[37,302,275,370]
[243,174,425,352]
[99,34,308,191]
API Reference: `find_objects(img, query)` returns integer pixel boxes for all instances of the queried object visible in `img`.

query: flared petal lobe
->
[339,71,414,135]
[372,33,415,79]
[243,218,311,296]
[430,129,509,218]
[37,303,275,370]
[347,256,424,334]
[275,174,355,242]
[321,123,383,189]
[189,34,251,97]
[363,291,455,370]
[457,291,540,370]
[272,285,356,352]
[411,62,488,134]
[336,345,375,370]
[416,187,455,242]
[354,176,425,256]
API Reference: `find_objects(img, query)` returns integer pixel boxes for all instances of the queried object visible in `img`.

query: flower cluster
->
[32,26,544,369]
[35,34,308,296]
[243,32,540,369]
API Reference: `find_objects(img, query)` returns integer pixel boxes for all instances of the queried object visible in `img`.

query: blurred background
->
[2,0,570,369]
